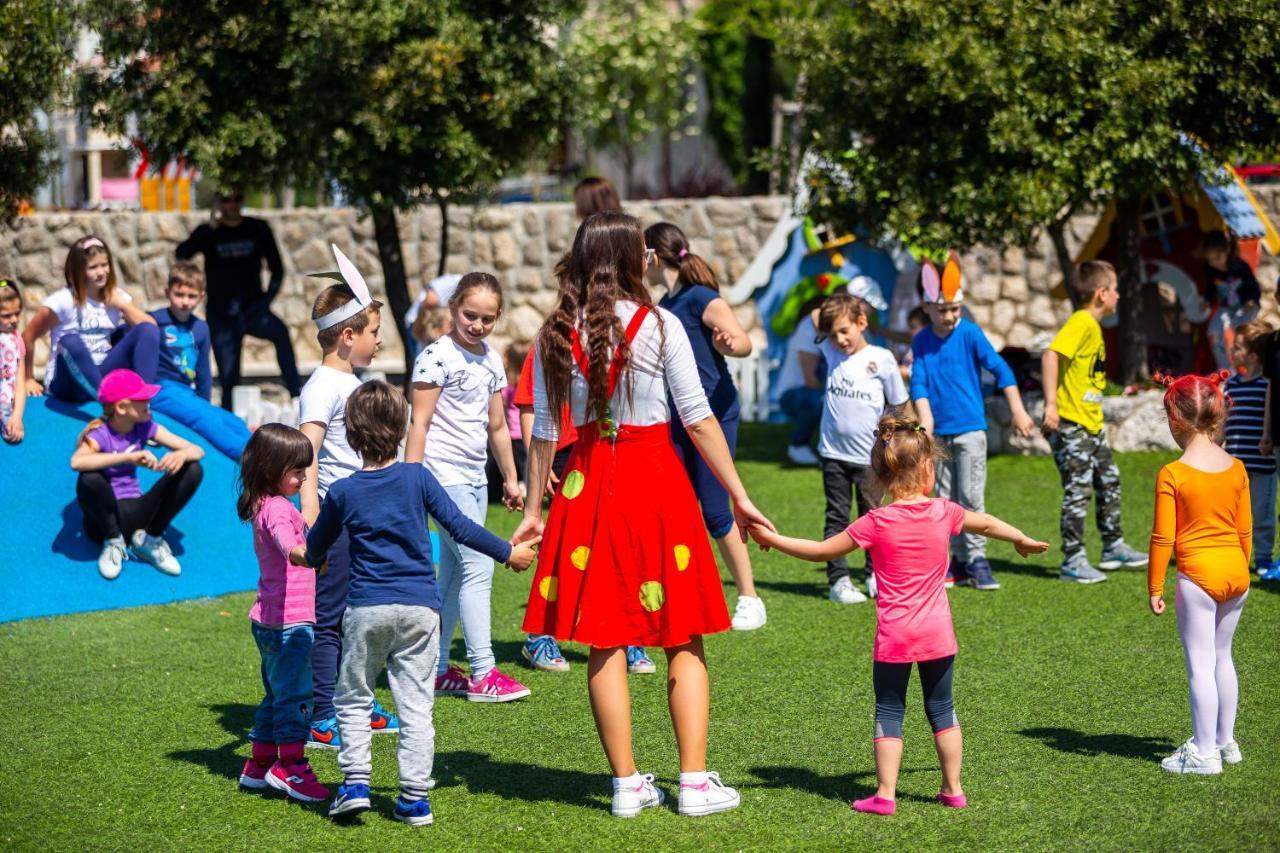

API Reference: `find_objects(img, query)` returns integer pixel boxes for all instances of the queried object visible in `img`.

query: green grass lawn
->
[3,424,1279,850]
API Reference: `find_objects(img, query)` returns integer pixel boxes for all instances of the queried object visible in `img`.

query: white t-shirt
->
[532,302,713,440]
[42,287,131,388]
[818,342,907,465]
[404,274,463,327]
[775,315,821,396]
[412,335,507,487]
[298,365,364,498]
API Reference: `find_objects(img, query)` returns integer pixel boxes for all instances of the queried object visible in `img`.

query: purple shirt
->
[249,495,315,626]
[87,419,160,499]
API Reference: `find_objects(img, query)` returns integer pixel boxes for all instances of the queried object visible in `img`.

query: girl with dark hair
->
[1200,230,1262,369]
[644,221,766,631]
[513,210,774,818]
[572,176,623,220]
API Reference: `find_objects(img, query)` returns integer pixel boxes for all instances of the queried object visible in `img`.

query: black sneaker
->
[964,557,1000,591]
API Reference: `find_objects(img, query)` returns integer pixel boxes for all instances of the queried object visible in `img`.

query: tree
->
[0,0,75,224]
[81,0,577,375]
[791,0,1280,381]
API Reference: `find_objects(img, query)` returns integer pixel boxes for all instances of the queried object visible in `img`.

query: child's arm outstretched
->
[747,525,858,563]
[962,511,1049,556]
[418,466,539,570]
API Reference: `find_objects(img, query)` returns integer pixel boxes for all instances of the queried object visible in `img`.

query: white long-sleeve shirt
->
[532,301,713,441]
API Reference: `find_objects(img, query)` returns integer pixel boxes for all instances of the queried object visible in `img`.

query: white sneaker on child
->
[829,576,867,605]
[731,596,767,631]
[98,537,127,580]
[678,771,740,816]
[611,773,665,818]
[1160,739,1222,775]
[1219,740,1242,764]
[130,530,182,576]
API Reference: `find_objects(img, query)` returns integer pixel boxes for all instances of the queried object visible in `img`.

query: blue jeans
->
[1249,469,1276,570]
[779,386,823,448]
[49,324,160,402]
[151,381,251,461]
[437,481,495,678]
[250,622,315,745]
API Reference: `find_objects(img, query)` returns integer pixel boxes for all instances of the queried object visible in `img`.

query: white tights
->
[1175,574,1247,756]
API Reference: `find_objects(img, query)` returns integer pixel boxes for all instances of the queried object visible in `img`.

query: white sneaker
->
[829,576,867,605]
[1160,739,1222,775]
[731,596,767,631]
[865,572,878,599]
[678,771,740,817]
[130,530,182,576]
[786,444,819,466]
[611,773,665,818]
[98,537,127,580]
[1219,740,1242,764]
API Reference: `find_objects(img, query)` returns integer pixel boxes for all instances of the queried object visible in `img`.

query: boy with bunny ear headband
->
[909,251,1036,591]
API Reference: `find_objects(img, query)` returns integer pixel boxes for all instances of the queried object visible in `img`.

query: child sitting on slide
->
[149,261,251,459]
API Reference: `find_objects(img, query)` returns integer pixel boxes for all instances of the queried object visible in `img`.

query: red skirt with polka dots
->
[521,421,731,648]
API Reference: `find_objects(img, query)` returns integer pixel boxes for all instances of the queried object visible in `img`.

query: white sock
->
[680,771,709,786]
[612,772,642,791]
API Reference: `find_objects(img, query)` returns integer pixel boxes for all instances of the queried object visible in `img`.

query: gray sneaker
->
[1099,540,1149,570]
[1059,552,1107,584]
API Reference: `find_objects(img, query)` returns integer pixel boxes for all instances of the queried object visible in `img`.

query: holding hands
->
[506,535,542,572]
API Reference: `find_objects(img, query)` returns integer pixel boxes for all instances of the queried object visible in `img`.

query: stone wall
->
[986,390,1178,455]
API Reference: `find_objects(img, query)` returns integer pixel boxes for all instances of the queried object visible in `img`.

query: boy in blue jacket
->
[910,254,1035,590]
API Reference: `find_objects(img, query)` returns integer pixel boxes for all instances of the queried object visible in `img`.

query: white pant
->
[1175,574,1247,756]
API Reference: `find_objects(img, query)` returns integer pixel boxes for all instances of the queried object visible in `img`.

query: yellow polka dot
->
[562,470,585,499]
[673,544,691,571]
[638,581,665,612]
[538,576,558,602]
[570,546,590,571]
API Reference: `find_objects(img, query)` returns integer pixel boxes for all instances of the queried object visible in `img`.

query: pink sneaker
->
[239,759,271,790]
[852,795,896,815]
[435,664,471,696]
[467,667,532,703]
[265,759,330,802]
[937,790,967,809]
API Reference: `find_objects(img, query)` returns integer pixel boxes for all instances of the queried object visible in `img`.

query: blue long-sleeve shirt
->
[305,462,513,609]
[910,319,1016,436]
[150,308,213,400]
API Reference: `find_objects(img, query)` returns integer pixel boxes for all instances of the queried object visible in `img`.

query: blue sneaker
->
[308,714,341,750]
[1261,565,1280,582]
[626,646,656,674]
[522,635,570,672]
[964,557,1000,591]
[394,794,434,826]
[945,559,967,589]
[329,782,371,818]
[371,699,399,734]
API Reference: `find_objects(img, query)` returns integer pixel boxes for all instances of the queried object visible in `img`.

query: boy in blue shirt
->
[149,262,250,459]
[910,254,1035,591]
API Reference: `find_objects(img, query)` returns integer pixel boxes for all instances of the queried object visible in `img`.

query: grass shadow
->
[749,765,939,804]
[52,500,190,562]
[437,749,608,811]
[1017,727,1174,761]
[735,422,797,465]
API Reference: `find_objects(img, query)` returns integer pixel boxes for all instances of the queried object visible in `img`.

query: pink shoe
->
[239,741,276,789]
[467,667,532,703]
[435,664,471,696]
[852,795,896,815]
[265,759,330,802]
[937,791,967,809]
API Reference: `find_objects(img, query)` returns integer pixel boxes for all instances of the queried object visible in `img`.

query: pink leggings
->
[1175,574,1247,755]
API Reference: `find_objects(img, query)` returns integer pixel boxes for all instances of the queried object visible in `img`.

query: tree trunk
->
[1048,216,1080,310]
[370,202,413,379]
[436,195,449,276]
[1113,194,1146,384]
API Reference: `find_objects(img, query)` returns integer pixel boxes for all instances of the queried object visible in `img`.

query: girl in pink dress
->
[749,415,1048,816]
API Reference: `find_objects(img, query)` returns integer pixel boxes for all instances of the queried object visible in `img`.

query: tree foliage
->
[0,0,75,224]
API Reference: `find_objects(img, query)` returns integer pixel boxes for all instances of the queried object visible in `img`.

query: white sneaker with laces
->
[130,530,182,576]
[829,576,867,605]
[1160,739,1222,775]
[786,444,819,466]
[678,771,740,817]
[98,537,127,580]
[1219,740,1242,764]
[731,596,767,631]
[611,773,665,818]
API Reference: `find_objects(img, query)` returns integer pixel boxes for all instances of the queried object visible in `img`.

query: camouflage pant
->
[1048,421,1123,558]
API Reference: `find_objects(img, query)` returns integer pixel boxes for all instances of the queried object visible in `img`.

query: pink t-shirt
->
[248,495,315,626]
[846,498,966,663]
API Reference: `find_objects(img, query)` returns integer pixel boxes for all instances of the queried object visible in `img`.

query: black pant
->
[873,655,958,740]
[76,463,203,542]
[820,456,878,584]
[209,303,302,409]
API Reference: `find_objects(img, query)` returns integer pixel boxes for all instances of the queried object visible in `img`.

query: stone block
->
[445,254,471,274]
[752,197,786,220]
[735,227,760,256]
[476,208,514,231]
[1026,294,1057,329]
[522,238,546,266]
[1001,246,1025,273]
[14,223,52,253]
[1111,395,1178,452]
[294,239,332,273]
[546,210,574,253]
[516,269,544,293]
[492,232,518,270]
[528,289,559,315]
[472,234,493,267]
[156,215,188,243]
[967,303,993,328]
[682,206,712,239]
[503,304,544,343]
[1001,275,1029,301]
[1007,322,1034,346]
[447,225,471,256]
[706,199,749,228]
[970,273,1001,303]
[522,210,543,236]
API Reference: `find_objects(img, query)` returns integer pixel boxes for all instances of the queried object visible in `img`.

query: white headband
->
[310,244,374,331]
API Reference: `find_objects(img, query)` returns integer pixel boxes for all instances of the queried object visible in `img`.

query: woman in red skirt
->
[512,211,774,818]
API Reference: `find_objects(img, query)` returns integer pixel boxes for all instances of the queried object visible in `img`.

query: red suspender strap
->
[569,305,652,399]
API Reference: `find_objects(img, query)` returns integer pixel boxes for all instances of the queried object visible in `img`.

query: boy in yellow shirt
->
[1041,260,1149,583]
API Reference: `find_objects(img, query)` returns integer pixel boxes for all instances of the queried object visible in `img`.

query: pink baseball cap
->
[98,369,161,405]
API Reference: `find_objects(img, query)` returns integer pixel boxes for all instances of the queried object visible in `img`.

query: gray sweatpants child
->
[936,430,988,562]
[335,603,440,800]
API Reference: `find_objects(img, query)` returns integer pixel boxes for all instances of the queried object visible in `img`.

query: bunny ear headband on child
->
[920,251,964,305]
[309,244,374,331]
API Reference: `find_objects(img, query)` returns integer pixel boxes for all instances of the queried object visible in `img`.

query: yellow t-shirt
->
[1049,310,1106,433]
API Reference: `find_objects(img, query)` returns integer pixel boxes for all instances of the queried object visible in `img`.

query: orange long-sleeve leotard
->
[1147,459,1252,602]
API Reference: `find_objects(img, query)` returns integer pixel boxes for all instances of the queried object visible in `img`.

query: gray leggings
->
[873,655,958,740]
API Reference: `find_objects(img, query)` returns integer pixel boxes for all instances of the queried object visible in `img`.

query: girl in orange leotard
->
[1148,370,1251,776]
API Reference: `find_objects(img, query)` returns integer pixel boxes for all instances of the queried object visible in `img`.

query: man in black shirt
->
[175,188,302,409]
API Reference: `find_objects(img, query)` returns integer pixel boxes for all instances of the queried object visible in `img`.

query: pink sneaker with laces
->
[435,664,471,696]
[265,758,330,802]
[467,667,531,703]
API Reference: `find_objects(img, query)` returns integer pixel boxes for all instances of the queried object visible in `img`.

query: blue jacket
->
[151,308,213,400]
[910,319,1016,436]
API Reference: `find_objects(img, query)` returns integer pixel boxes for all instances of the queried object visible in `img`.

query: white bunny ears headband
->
[310,244,374,331]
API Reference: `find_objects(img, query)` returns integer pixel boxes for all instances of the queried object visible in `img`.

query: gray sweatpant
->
[936,430,988,562]
[336,604,440,799]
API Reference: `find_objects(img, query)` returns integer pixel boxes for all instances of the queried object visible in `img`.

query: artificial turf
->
[2,424,1278,851]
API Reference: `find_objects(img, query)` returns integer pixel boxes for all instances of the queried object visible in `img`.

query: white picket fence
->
[727,351,774,423]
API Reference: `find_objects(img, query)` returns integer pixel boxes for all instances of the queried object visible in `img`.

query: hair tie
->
[0,280,10,289]
[1211,369,1231,388]
[678,249,689,259]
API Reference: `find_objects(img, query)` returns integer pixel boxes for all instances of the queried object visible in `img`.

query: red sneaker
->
[265,758,330,802]
[239,759,271,790]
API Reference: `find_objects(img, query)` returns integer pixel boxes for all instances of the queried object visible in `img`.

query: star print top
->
[411,335,507,487]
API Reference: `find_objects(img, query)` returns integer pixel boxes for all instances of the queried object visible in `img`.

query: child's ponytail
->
[643,222,719,292]
[871,414,946,497]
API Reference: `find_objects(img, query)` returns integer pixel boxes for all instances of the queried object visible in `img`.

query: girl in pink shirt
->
[750,415,1047,816]
[235,423,329,803]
